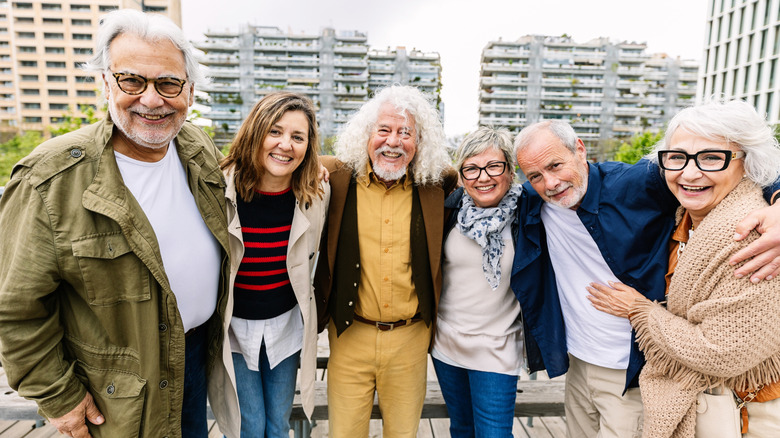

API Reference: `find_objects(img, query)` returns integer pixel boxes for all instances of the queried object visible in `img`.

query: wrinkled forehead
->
[376,103,416,131]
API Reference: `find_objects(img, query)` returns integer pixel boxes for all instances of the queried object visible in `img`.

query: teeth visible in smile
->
[382,152,401,158]
[142,114,166,120]
[682,185,707,192]
[476,185,496,192]
[271,153,292,162]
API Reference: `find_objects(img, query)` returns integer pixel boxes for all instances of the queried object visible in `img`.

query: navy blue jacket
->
[510,160,678,389]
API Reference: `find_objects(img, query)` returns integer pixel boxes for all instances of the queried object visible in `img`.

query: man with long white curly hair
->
[314,85,457,437]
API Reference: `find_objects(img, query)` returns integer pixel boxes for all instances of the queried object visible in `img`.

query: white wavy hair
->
[649,98,780,188]
[335,85,451,185]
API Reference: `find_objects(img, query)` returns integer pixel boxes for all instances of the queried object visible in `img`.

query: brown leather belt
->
[353,314,422,331]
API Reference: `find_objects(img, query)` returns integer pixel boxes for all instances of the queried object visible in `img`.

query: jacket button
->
[159,323,167,332]
[69,149,82,158]
[345,321,350,325]
[159,380,168,389]
[106,385,115,395]
[353,283,357,287]
[348,301,353,306]
[355,263,359,268]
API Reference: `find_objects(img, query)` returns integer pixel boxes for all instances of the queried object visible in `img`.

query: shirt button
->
[384,248,389,253]
[385,219,390,224]
[159,323,167,332]
[348,301,353,306]
[106,385,115,395]
[159,380,168,389]
[384,276,389,281]
[383,303,389,308]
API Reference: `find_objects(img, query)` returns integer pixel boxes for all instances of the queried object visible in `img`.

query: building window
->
[43,18,63,25]
[47,75,66,82]
[72,33,92,40]
[20,74,37,81]
[49,103,68,110]
[21,88,39,95]
[48,89,68,96]
[75,75,93,83]
[22,102,40,109]
[46,61,66,68]
[23,117,42,123]
[19,60,37,67]
[45,47,65,54]
[16,32,34,38]
[70,4,90,11]
[44,33,64,39]
[73,47,92,55]
[76,89,95,96]
[13,2,32,9]
[50,117,65,123]
[98,5,117,12]
[73,62,84,69]
[71,19,91,26]
[15,17,34,24]
[41,3,62,10]
[17,46,35,53]
[144,6,167,12]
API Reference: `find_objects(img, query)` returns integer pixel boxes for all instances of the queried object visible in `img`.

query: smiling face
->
[461,148,513,208]
[367,103,417,183]
[257,110,309,192]
[516,129,589,210]
[663,129,745,226]
[105,33,193,160]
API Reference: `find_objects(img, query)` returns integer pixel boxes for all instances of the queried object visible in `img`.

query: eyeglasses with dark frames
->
[111,71,187,98]
[460,161,508,180]
[657,149,746,172]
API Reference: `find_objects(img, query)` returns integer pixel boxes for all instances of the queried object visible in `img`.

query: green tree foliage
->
[0,131,43,185]
[613,131,664,164]
[49,104,101,137]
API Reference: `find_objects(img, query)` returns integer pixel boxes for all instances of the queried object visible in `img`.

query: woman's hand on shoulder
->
[587,281,648,319]
[731,202,780,283]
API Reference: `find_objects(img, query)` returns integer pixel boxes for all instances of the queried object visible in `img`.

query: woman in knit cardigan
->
[587,99,780,438]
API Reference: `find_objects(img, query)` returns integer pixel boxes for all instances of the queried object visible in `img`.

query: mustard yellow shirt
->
[354,164,418,322]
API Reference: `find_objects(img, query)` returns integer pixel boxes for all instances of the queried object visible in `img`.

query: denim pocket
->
[72,232,151,306]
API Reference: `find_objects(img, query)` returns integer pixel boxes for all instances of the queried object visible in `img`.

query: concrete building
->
[194,25,442,145]
[701,0,780,125]
[0,0,180,139]
[478,35,698,156]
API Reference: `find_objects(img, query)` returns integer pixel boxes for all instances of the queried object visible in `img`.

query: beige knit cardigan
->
[628,179,780,438]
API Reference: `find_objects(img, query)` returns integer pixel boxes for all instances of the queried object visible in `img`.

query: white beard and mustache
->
[372,145,410,182]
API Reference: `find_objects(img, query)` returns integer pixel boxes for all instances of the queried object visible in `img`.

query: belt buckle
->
[376,321,394,331]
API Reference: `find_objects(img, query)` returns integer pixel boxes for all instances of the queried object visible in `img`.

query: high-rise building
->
[0,0,180,139]
[701,0,779,124]
[194,25,442,145]
[478,35,698,156]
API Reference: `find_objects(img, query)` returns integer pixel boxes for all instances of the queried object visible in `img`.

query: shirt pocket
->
[72,232,151,306]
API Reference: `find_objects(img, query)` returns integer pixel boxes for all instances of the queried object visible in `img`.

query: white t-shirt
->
[115,141,221,332]
[541,203,632,369]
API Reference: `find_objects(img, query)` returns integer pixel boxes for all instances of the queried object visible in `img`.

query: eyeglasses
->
[658,150,746,172]
[460,161,508,180]
[111,72,187,98]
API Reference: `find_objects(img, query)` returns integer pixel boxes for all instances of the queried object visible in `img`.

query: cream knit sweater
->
[629,179,780,438]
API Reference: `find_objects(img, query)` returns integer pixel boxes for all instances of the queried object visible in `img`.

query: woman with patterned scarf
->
[587,99,780,437]
[432,126,524,438]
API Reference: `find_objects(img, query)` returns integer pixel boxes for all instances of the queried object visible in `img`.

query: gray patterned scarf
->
[456,184,521,289]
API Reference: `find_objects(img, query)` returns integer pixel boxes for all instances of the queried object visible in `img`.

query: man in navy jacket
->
[511,120,780,438]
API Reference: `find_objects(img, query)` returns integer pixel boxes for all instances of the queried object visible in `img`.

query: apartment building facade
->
[478,35,698,155]
[0,0,180,139]
[194,25,442,144]
[701,0,779,125]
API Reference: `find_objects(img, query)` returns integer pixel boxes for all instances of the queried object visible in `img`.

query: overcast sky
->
[181,0,709,137]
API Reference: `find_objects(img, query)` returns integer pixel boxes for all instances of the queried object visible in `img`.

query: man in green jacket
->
[0,10,238,438]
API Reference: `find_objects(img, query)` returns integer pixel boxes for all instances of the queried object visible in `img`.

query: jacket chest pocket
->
[72,233,151,306]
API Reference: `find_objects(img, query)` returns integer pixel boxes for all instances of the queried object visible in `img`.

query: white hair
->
[514,120,579,156]
[650,98,780,188]
[83,9,205,86]
[334,85,451,185]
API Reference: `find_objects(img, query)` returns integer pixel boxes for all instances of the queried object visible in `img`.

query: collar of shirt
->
[671,210,693,244]
[357,161,413,189]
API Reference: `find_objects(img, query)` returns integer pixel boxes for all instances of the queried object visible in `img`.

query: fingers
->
[734,212,761,241]
[731,239,780,283]
[83,393,104,426]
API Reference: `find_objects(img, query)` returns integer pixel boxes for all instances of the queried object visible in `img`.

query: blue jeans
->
[232,343,300,438]
[182,325,209,438]
[433,357,517,438]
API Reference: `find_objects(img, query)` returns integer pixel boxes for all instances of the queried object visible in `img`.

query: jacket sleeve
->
[0,175,87,418]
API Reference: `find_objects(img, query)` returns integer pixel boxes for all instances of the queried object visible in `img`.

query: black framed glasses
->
[111,72,187,98]
[658,150,746,172]
[460,161,508,180]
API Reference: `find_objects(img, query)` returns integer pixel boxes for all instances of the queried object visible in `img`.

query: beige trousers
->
[743,397,780,437]
[565,354,643,438]
[327,319,430,438]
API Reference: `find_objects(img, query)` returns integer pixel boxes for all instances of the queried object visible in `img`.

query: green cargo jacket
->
[0,118,232,437]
